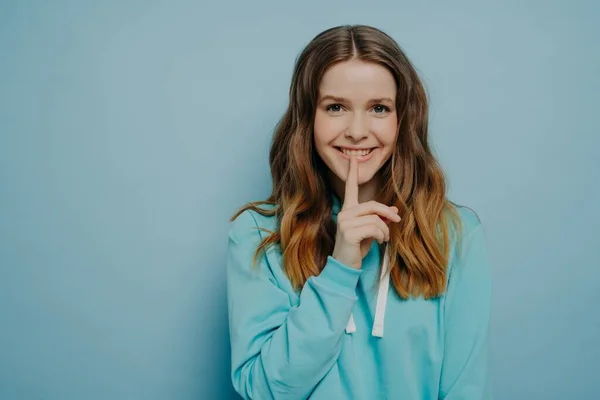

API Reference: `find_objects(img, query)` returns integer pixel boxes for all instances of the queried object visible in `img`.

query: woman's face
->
[313,59,398,200]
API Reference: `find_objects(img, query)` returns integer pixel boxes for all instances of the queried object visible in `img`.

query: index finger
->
[343,156,359,210]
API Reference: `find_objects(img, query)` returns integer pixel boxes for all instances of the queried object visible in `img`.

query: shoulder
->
[448,203,489,266]
[454,204,483,238]
[228,204,279,243]
[227,205,283,281]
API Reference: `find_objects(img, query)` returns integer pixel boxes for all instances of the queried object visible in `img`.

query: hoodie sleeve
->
[226,210,362,400]
[439,222,493,400]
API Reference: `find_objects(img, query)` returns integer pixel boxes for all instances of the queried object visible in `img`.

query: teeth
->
[340,148,373,156]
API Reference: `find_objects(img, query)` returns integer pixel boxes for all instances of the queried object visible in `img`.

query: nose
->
[344,112,369,141]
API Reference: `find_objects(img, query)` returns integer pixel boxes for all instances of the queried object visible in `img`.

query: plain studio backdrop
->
[1,1,598,399]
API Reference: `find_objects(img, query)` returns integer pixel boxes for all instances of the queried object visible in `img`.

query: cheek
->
[314,113,344,150]
[370,120,397,168]
[374,119,398,149]
[313,119,328,160]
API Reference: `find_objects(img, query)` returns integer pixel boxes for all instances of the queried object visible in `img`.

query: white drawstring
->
[371,249,390,337]
[345,313,356,333]
[345,246,391,337]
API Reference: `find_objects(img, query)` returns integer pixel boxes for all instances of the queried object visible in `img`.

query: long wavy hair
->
[232,25,464,299]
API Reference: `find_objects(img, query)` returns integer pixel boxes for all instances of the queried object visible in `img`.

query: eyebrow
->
[318,95,395,105]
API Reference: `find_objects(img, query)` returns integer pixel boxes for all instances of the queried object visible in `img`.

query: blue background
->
[1,1,598,399]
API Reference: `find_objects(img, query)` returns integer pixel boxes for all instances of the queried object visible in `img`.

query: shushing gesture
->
[331,156,401,270]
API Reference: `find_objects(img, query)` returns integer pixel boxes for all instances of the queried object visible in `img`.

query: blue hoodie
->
[226,196,492,399]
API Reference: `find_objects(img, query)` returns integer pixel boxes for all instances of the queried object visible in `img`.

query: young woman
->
[226,25,492,399]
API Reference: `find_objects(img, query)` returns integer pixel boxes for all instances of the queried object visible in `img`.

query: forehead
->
[318,59,396,100]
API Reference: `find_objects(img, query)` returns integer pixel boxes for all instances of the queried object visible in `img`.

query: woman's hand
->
[331,156,401,270]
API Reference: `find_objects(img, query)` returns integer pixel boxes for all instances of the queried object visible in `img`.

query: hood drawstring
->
[345,245,391,338]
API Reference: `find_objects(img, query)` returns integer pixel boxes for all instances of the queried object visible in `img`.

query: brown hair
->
[232,24,464,299]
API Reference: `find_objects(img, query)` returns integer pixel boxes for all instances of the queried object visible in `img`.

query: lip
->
[334,146,377,163]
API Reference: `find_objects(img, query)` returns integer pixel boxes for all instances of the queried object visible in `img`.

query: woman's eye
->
[373,105,389,114]
[326,104,343,113]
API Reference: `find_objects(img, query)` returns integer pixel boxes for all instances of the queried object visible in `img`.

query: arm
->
[227,210,361,399]
[439,223,493,399]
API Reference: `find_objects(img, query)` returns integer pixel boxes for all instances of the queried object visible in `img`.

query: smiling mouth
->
[335,147,376,157]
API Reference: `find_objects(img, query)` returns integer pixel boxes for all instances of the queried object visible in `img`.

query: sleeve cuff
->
[312,256,362,297]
